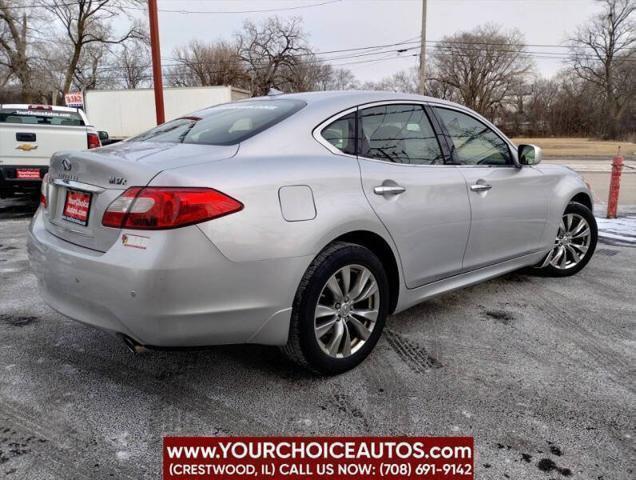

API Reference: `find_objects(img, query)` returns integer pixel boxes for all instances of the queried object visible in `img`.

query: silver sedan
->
[28,91,597,374]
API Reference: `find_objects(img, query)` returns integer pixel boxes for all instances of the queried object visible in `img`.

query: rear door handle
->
[470,183,492,192]
[374,185,406,195]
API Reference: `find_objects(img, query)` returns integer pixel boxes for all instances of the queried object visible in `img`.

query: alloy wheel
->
[313,265,380,358]
[541,213,592,270]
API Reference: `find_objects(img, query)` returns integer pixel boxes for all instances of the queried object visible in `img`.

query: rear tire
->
[534,202,597,277]
[282,242,389,375]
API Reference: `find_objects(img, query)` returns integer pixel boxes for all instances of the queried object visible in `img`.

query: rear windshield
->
[0,108,85,126]
[129,99,306,146]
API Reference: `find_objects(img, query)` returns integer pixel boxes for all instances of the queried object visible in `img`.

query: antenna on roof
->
[267,88,284,96]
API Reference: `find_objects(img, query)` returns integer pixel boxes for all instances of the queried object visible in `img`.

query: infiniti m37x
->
[28,91,597,374]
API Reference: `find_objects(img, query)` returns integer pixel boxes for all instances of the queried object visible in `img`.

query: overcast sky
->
[146,0,605,82]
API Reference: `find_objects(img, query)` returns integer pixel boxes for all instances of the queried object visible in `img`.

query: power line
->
[5,0,343,13]
[80,41,633,77]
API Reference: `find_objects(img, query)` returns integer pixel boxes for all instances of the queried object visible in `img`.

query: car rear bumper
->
[27,209,311,347]
[0,165,48,193]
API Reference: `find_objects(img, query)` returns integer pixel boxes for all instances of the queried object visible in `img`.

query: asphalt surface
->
[0,195,634,479]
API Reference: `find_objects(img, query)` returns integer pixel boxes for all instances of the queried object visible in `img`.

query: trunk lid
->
[44,141,238,252]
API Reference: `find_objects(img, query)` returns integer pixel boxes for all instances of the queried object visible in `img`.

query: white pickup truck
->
[0,104,103,198]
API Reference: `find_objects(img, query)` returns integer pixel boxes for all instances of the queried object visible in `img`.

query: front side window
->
[129,99,306,146]
[358,104,443,165]
[321,112,356,155]
[434,108,511,166]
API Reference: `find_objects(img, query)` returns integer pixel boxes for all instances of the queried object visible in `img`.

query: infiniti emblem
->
[62,159,72,171]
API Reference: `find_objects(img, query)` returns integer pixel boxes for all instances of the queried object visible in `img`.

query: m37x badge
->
[109,176,127,185]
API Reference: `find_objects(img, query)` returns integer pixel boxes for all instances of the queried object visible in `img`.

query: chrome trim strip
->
[52,178,106,193]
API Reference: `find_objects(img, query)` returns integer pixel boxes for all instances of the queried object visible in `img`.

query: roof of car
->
[251,90,461,109]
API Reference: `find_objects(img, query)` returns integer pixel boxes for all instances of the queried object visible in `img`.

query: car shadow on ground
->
[0,195,38,220]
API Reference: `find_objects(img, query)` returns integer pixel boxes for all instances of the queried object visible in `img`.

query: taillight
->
[87,132,101,149]
[40,173,48,209]
[102,187,243,230]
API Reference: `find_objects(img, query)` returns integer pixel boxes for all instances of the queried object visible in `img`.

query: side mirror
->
[98,130,109,142]
[518,144,542,166]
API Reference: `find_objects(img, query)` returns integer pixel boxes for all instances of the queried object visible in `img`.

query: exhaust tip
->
[120,334,147,354]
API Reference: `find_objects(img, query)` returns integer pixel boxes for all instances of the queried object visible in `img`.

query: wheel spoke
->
[571,218,587,236]
[354,279,378,303]
[316,305,337,318]
[349,269,371,300]
[347,316,371,340]
[559,219,566,235]
[350,308,378,321]
[541,248,556,268]
[570,243,588,253]
[326,276,344,301]
[559,246,568,268]
[340,266,351,297]
[551,245,564,267]
[565,214,573,231]
[315,318,337,338]
[572,227,590,239]
[566,245,581,264]
[341,323,352,357]
[327,321,344,356]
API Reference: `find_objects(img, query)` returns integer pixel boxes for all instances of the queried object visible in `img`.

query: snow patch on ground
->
[596,215,636,247]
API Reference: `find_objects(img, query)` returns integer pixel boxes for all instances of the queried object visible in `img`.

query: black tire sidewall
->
[295,244,389,375]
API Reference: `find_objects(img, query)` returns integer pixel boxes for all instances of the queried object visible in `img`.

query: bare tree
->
[72,41,122,91]
[118,42,150,89]
[326,68,359,90]
[169,39,248,88]
[362,66,419,93]
[429,25,534,118]
[0,0,34,101]
[280,54,333,91]
[237,16,312,96]
[570,0,635,138]
[44,0,144,95]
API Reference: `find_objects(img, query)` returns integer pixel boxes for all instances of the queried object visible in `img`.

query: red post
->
[148,0,165,125]
[607,154,624,219]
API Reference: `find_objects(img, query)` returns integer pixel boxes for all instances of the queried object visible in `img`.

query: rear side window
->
[321,112,356,155]
[129,99,306,146]
[434,107,511,166]
[358,104,444,165]
[0,108,85,126]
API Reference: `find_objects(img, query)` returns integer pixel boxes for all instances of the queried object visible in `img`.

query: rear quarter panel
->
[151,152,394,264]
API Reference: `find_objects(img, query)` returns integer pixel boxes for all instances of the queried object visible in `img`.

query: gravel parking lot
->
[0,196,634,479]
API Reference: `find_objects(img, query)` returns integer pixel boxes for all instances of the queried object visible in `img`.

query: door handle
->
[374,185,406,195]
[470,183,492,192]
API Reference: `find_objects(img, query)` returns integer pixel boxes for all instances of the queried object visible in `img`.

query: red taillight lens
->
[87,132,101,149]
[40,173,48,209]
[102,187,243,230]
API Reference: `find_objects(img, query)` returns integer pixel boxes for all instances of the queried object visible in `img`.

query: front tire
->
[282,242,389,375]
[534,202,597,277]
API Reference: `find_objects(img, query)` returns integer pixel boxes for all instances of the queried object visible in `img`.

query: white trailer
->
[85,86,251,139]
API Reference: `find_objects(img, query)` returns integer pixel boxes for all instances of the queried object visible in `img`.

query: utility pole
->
[419,0,427,95]
[148,0,165,124]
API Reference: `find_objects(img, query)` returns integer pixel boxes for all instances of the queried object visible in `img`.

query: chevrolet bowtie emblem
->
[16,144,38,152]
